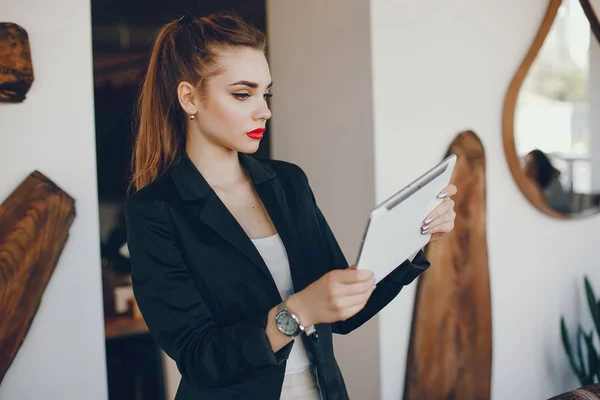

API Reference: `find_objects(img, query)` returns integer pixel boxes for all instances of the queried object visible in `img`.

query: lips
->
[246,128,265,140]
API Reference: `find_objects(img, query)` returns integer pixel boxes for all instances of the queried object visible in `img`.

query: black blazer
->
[125,153,430,400]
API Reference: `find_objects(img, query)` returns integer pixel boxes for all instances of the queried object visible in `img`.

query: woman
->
[524,149,571,214]
[125,12,457,400]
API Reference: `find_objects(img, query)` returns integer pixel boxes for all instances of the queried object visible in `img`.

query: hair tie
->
[178,13,194,26]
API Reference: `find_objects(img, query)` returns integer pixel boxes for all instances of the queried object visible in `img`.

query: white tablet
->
[356,154,457,284]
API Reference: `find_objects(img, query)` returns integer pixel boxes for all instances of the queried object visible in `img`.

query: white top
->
[250,234,312,375]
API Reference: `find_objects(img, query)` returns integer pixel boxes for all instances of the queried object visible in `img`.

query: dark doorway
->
[91,2,268,399]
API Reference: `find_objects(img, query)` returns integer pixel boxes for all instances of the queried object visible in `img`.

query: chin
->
[238,142,261,155]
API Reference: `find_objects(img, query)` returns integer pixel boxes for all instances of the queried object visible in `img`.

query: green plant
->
[560,276,600,386]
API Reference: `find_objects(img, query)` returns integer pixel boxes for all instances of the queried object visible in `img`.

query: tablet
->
[355,154,457,284]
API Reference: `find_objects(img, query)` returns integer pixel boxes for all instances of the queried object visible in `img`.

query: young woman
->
[524,149,571,214]
[125,12,457,400]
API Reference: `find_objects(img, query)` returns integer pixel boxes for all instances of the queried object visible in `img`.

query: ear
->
[177,81,199,116]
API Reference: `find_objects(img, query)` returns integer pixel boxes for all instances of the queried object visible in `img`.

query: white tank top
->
[250,234,312,375]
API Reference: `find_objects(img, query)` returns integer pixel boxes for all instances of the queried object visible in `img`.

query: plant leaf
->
[560,317,582,380]
[583,331,599,384]
[584,276,600,337]
[561,317,583,380]
[577,326,589,385]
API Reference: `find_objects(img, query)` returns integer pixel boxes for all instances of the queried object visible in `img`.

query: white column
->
[267,1,379,398]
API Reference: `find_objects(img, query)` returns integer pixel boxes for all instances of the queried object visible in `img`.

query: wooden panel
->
[0,23,34,103]
[0,171,75,384]
[403,131,492,400]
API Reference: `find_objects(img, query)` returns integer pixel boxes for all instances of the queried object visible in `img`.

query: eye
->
[264,93,273,100]
[233,93,250,100]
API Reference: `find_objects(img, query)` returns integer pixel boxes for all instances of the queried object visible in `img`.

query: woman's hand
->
[421,184,457,243]
[287,267,375,327]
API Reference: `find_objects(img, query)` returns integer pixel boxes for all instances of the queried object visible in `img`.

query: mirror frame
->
[502,0,600,218]
[581,0,600,42]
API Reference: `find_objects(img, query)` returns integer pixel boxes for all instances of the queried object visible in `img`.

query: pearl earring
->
[189,114,195,120]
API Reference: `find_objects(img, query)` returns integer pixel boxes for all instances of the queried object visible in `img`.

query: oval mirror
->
[503,0,600,218]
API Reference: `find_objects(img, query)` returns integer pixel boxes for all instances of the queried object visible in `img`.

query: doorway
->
[91,2,268,399]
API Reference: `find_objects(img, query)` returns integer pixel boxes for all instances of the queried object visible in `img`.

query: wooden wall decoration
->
[0,171,75,384]
[403,130,492,400]
[0,23,34,103]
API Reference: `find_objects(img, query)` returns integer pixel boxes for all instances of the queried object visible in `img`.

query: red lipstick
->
[246,128,265,140]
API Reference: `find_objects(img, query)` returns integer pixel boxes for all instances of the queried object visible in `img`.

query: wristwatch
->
[275,296,317,338]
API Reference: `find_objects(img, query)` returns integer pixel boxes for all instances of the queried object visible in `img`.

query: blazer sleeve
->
[125,199,293,389]
[301,172,431,335]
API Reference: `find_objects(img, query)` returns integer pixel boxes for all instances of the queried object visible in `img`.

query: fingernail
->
[421,227,430,234]
[424,217,434,224]
[421,223,430,231]
[437,192,448,199]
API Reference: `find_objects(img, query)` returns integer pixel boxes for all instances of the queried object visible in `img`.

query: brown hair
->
[130,12,266,192]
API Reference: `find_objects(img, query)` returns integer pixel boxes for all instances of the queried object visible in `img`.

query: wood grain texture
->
[548,383,600,400]
[0,23,34,103]
[0,171,75,384]
[403,131,492,400]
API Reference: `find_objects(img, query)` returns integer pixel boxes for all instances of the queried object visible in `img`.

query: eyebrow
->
[229,80,273,89]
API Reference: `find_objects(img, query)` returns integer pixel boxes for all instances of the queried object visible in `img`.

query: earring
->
[189,114,195,120]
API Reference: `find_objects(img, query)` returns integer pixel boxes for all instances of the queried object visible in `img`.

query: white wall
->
[0,1,108,399]
[266,0,380,398]
[269,0,600,399]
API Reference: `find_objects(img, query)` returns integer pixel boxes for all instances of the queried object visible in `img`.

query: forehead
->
[211,47,271,88]
[525,154,536,165]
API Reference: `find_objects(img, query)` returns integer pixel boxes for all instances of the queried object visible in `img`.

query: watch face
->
[276,311,299,336]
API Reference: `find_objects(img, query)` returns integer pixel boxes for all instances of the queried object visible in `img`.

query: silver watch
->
[275,297,316,338]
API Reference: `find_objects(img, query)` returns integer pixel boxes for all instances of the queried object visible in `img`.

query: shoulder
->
[125,173,175,228]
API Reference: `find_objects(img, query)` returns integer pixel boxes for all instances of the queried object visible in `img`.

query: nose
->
[254,99,272,122]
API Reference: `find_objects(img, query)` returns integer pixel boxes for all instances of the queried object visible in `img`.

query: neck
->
[185,134,247,190]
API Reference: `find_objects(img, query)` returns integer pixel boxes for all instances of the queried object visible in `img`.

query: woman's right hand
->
[287,267,376,326]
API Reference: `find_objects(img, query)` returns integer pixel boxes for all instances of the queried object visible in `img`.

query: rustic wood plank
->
[0,23,34,103]
[403,130,492,400]
[0,171,75,384]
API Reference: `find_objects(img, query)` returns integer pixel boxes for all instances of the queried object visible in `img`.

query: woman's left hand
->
[421,184,457,243]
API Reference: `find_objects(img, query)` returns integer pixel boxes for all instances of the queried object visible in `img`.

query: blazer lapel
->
[255,180,310,294]
[170,152,308,299]
[196,191,280,292]
[239,154,311,293]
